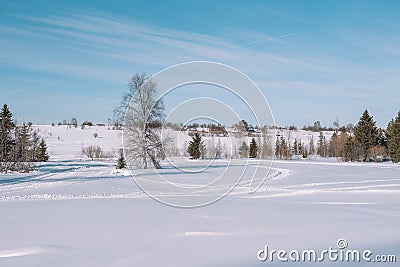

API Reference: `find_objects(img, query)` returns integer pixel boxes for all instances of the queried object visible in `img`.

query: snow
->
[0,125,399,266]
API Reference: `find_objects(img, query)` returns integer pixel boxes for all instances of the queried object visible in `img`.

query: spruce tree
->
[387,112,400,163]
[278,136,289,159]
[317,131,327,157]
[0,103,14,170]
[293,138,299,155]
[116,149,126,169]
[37,139,49,162]
[249,138,258,158]
[16,123,31,162]
[344,135,364,162]
[344,136,356,162]
[187,132,206,159]
[354,109,378,161]
[0,104,13,129]
[300,142,308,158]
[377,128,388,149]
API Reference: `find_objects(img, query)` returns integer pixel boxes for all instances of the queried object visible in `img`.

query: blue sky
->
[0,0,399,127]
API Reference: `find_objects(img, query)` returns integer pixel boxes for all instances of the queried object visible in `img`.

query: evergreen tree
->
[187,132,206,159]
[387,112,400,163]
[344,135,364,162]
[293,138,299,155]
[239,141,249,158]
[300,142,308,158]
[16,123,31,162]
[317,131,328,157]
[354,109,379,161]
[0,103,14,171]
[377,128,388,149]
[116,149,126,169]
[37,139,49,162]
[0,104,49,172]
[0,104,13,129]
[277,136,289,159]
[249,138,258,158]
[344,136,356,162]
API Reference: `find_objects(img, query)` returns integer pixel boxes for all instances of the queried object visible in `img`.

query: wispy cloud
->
[233,33,296,48]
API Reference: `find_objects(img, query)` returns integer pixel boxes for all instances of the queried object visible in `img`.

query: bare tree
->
[82,145,104,161]
[123,73,166,169]
[82,146,95,160]
[71,118,78,128]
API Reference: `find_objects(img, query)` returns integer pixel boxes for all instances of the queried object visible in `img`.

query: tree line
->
[186,132,268,160]
[275,109,400,163]
[0,104,49,173]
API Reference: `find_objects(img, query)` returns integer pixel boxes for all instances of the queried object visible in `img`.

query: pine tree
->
[0,103,14,171]
[16,123,31,162]
[278,136,289,159]
[293,138,299,155]
[116,149,126,169]
[354,109,378,161]
[37,139,49,162]
[344,136,356,162]
[387,112,400,163]
[317,131,328,157]
[0,104,13,130]
[249,138,258,158]
[300,142,308,158]
[187,132,206,159]
[344,135,363,162]
[239,141,249,158]
[377,128,388,149]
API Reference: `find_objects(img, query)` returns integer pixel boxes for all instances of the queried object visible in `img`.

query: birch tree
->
[123,73,166,169]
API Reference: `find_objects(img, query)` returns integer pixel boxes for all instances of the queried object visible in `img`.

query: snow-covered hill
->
[0,125,399,266]
[35,125,334,160]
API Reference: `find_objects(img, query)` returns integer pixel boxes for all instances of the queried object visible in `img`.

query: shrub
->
[82,145,104,161]
[116,149,126,169]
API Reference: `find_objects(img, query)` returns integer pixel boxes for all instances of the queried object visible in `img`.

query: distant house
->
[209,125,227,136]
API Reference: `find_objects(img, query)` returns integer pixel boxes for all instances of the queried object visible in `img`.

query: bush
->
[116,149,126,169]
[82,145,105,161]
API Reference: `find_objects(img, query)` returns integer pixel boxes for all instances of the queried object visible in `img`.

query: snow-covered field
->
[0,126,399,266]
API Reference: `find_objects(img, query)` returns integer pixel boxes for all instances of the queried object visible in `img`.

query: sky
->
[0,0,399,127]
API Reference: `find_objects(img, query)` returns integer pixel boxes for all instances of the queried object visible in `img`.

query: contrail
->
[232,33,296,48]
